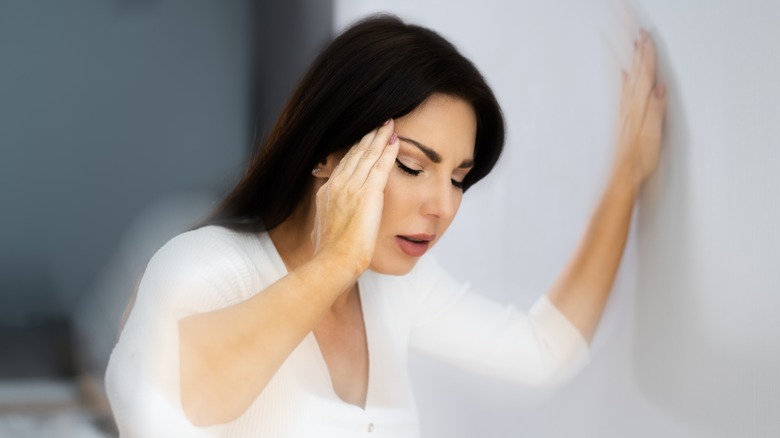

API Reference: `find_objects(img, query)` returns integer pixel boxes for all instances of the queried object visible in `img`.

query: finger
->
[657,82,667,100]
[629,30,643,86]
[363,134,400,191]
[648,83,668,125]
[629,29,652,94]
[332,126,382,179]
[362,119,393,160]
[636,29,657,103]
[640,83,667,142]
[314,179,331,215]
[350,119,396,183]
[619,68,629,113]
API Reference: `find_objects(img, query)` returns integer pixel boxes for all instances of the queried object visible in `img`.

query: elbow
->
[180,388,241,427]
[179,317,272,427]
[509,340,591,388]
[179,341,244,426]
[529,345,591,388]
[179,337,265,426]
[179,352,251,427]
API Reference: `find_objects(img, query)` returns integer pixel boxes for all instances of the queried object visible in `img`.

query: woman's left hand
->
[613,29,667,189]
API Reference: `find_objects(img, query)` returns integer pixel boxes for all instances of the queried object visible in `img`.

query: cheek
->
[379,171,416,227]
[453,193,463,213]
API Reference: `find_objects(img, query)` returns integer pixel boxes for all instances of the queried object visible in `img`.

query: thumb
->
[645,83,667,132]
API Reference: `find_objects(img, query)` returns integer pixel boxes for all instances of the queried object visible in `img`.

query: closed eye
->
[396,159,464,190]
[395,159,421,176]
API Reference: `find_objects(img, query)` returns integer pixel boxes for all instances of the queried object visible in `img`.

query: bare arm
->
[178,120,400,426]
[178,254,355,426]
[547,29,667,344]
[546,167,638,344]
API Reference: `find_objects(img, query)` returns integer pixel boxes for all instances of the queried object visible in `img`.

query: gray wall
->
[0,0,332,378]
[0,0,251,323]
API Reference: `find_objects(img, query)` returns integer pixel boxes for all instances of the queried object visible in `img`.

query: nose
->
[420,178,458,220]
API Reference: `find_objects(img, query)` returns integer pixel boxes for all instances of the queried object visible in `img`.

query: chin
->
[367,252,419,276]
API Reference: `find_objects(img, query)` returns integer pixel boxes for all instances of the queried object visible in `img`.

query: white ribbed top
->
[106,225,589,437]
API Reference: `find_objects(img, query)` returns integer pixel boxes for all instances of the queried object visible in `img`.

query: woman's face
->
[369,93,477,275]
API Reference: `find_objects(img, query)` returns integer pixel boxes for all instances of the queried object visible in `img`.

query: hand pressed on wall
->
[614,28,667,189]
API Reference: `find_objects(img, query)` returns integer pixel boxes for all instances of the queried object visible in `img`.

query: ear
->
[311,151,346,179]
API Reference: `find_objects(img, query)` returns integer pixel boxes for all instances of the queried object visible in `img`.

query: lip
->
[400,233,436,241]
[395,233,436,257]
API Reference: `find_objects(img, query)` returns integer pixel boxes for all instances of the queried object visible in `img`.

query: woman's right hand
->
[310,119,400,276]
[177,122,398,425]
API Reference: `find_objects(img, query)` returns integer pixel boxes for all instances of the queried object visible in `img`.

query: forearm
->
[178,253,356,426]
[546,166,639,344]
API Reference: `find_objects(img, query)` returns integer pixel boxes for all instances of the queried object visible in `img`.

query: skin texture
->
[371,96,476,274]
[177,29,665,426]
[178,94,476,425]
[546,29,667,343]
[271,94,476,407]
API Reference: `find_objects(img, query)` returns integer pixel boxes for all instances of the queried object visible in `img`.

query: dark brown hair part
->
[201,14,505,232]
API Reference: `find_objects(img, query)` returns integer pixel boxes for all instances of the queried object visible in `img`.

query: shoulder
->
[138,226,271,312]
[150,225,266,277]
[156,225,255,259]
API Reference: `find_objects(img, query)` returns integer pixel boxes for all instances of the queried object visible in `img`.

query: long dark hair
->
[201,14,505,232]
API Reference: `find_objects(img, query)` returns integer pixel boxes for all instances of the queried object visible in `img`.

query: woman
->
[106,14,666,437]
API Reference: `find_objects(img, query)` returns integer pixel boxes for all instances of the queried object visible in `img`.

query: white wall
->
[335,1,779,436]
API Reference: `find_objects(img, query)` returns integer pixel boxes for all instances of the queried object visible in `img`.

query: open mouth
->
[395,234,435,257]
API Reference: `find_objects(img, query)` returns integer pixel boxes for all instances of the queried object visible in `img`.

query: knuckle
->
[342,183,358,197]
[363,144,383,159]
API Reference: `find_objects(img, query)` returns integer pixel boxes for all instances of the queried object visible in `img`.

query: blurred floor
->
[0,321,117,437]
[0,378,116,438]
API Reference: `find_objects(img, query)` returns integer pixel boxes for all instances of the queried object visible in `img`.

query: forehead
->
[393,94,477,160]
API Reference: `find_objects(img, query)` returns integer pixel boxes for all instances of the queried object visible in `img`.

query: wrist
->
[608,163,642,199]
[309,249,364,287]
[610,159,642,189]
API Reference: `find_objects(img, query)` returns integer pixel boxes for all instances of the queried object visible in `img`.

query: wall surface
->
[335,1,779,437]
[632,2,780,437]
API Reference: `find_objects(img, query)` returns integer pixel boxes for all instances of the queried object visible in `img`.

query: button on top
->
[367,422,375,433]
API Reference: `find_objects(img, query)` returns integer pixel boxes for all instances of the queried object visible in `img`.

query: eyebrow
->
[397,136,475,169]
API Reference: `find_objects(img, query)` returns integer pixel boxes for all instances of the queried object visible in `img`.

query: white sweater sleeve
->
[106,228,256,437]
[404,254,590,387]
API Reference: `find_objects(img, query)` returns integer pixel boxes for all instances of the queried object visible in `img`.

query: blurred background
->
[0,0,330,435]
[1,0,778,437]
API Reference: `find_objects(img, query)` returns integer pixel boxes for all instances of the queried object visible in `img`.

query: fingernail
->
[656,83,666,98]
[383,119,392,126]
[389,132,398,144]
